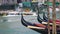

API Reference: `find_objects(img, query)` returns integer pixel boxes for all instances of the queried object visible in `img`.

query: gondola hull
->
[21,14,60,34]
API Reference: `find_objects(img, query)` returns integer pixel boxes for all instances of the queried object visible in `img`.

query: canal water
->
[0,15,40,34]
[0,12,60,34]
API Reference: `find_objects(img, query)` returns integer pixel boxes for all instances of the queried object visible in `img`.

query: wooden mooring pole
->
[46,0,50,34]
[52,0,57,34]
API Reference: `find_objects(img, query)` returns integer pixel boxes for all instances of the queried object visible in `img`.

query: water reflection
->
[0,16,40,34]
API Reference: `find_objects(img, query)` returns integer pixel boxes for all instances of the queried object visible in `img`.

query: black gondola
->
[37,9,60,25]
[21,13,60,34]
[21,13,49,34]
[37,13,60,25]
[37,7,48,24]
[43,12,48,22]
[37,12,43,23]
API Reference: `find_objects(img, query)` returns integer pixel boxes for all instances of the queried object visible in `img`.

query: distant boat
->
[21,10,37,16]
[2,11,20,17]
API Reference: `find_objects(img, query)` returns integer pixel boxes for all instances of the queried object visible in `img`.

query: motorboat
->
[21,13,60,34]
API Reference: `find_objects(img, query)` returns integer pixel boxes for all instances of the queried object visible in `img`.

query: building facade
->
[17,0,22,3]
[0,0,59,5]
[22,0,38,2]
[0,0,17,5]
[22,0,31,2]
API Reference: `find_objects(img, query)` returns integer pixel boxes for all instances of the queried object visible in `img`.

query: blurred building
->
[38,0,45,4]
[0,0,17,5]
[22,0,38,2]
[17,0,22,3]
[22,0,31,2]
[38,0,60,3]
[49,0,59,2]
[0,0,2,5]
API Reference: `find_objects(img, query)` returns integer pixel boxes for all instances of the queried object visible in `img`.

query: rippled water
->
[0,12,60,34]
[0,15,40,34]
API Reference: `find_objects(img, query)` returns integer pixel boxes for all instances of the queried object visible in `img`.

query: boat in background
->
[21,12,37,16]
[2,11,20,17]
[20,9,37,16]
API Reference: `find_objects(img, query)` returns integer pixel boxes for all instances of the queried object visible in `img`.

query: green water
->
[0,12,60,34]
[0,16,40,34]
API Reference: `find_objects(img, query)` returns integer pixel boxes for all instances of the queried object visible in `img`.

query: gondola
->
[21,13,60,34]
[43,12,60,22]
[21,13,46,28]
[43,12,48,22]
[37,12,48,24]
[21,13,48,34]
[37,10,60,25]
[37,4,60,24]
[37,6,48,24]
[42,12,60,25]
